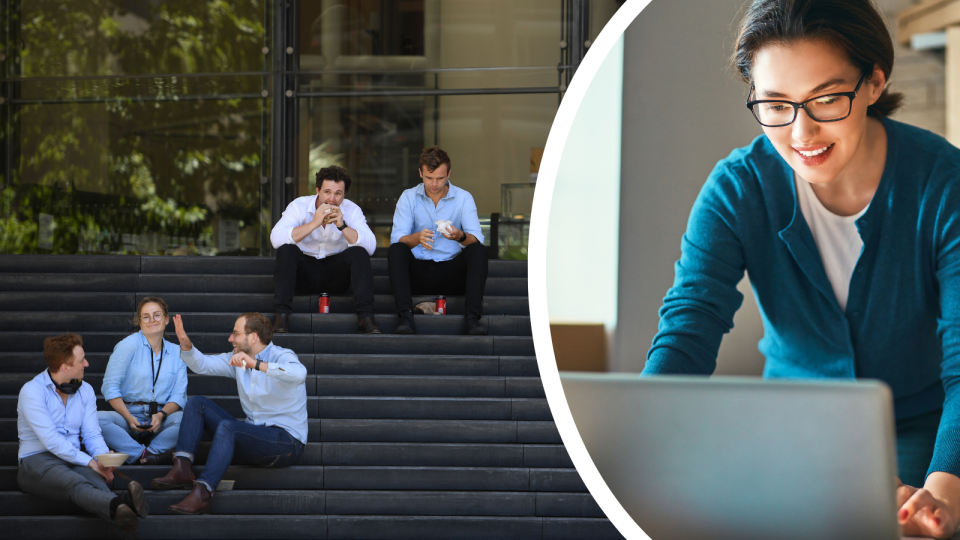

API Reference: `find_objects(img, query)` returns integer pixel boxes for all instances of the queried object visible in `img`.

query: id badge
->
[149,401,158,415]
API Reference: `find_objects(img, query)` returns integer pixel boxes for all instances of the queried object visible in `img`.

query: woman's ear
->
[867,65,887,106]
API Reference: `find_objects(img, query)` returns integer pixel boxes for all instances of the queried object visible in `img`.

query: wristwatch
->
[458,232,467,242]
[337,220,348,231]
[159,410,168,421]
[255,358,262,371]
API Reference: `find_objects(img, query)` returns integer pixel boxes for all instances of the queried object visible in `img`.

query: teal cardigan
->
[642,117,960,478]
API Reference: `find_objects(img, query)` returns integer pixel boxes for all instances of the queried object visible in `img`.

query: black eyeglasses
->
[746,72,868,127]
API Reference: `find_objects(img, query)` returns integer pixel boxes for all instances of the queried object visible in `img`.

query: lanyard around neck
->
[151,346,164,390]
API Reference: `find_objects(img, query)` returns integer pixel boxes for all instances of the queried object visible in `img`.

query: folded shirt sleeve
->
[265,351,308,385]
[459,192,484,244]
[391,191,415,244]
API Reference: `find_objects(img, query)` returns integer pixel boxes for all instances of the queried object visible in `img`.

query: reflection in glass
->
[8,0,267,78]
[1,82,268,255]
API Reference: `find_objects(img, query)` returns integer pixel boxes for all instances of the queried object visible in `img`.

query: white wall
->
[546,36,623,331]
[615,0,764,375]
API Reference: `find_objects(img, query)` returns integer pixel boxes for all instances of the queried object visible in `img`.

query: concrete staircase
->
[0,255,621,540]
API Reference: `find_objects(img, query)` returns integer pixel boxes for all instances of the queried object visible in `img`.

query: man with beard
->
[151,313,307,515]
[270,165,380,334]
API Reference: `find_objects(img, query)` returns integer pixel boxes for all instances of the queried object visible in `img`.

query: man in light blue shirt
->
[388,146,489,335]
[18,334,148,539]
[151,312,307,515]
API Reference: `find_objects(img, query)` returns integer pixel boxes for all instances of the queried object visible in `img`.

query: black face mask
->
[48,370,82,394]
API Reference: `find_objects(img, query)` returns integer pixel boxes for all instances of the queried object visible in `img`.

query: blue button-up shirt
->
[18,371,109,466]
[102,332,188,409]
[181,342,308,444]
[390,181,484,262]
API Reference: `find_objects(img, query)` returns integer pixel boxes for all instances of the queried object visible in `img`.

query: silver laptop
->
[560,373,900,540]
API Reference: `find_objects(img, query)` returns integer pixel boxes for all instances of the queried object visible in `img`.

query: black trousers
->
[387,242,488,315]
[274,244,375,318]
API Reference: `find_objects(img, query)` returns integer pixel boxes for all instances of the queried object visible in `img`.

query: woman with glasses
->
[642,0,960,536]
[98,297,188,465]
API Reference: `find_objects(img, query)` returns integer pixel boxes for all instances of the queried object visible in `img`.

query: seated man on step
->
[270,165,380,334]
[152,313,307,515]
[388,146,488,335]
[18,334,148,540]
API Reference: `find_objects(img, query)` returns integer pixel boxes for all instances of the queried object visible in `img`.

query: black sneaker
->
[396,310,417,334]
[464,312,487,336]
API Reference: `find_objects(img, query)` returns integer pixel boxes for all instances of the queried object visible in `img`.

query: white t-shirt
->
[795,177,868,312]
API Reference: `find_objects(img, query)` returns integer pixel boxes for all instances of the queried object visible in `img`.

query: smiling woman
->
[637,0,960,538]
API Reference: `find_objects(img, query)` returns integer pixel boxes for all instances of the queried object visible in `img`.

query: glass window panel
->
[298,92,553,259]
[1,76,269,255]
[300,0,562,71]
[6,0,267,78]
[298,67,557,94]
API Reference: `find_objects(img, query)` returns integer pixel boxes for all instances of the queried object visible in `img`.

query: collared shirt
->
[101,332,188,409]
[642,117,960,478]
[18,371,108,466]
[181,342,308,444]
[390,181,484,262]
[270,195,376,259]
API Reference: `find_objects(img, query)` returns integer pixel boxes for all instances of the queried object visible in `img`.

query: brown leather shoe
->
[273,312,290,333]
[168,482,211,515]
[358,316,381,334]
[150,456,195,490]
[114,503,139,540]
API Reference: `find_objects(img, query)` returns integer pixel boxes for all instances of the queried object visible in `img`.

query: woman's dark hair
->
[733,0,903,117]
[133,296,170,327]
[316,165,352,193]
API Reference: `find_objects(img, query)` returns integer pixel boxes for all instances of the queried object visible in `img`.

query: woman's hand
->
[898,477,960,539]
[148,412,164,433]
[173,314,192,351]
[126,416,147,432]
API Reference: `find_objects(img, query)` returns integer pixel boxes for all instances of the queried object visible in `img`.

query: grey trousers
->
[18,452,117,521]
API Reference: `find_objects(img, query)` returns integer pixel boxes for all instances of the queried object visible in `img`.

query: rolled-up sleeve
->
[344,203,377,255]
[390,191,415,244]
[270,200,304,249]
[101,337,135,402]
[265,351,308,384]
[459,193,484,244]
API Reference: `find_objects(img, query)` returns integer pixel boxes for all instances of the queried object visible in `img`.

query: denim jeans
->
[175,396,304,492]
[896,407,941,488]
[98,405,183,464]
[18,452,117,521]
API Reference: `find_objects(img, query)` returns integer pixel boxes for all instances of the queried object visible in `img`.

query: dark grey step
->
[0,292,137,312]
[140,255,527,278]
[0,255,140,274]
[316,375,505,398]
[0,489,325,516]
[325,490,536,516]
[511,399,552,421]
[529,468,587,492]
[322,466,530,491]
[517,422,561,444]
[0,274,139,292]
[317,397,514,420]
[0,515,329,540]
[535,493,605,518]
[327,515,543,540]
[522,445,574,468]
[542,517,624,540]
[320,419,519,443]
[0,374,319,398]
[0,312,531,337]
[320,443,526,467]
[0,465,325,491]
[0,353,540,378]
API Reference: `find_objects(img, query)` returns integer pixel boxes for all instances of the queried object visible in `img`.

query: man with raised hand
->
[152,313,307,515]
[18,334,148,539]
[388,146,489,335]
[270,165,381,334]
